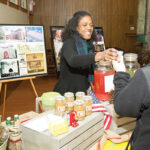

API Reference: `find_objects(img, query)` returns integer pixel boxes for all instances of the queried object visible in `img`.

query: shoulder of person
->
[140,64,150,74]
[63,38,76,48]
[132,65,150,80]
[64,38,74,44]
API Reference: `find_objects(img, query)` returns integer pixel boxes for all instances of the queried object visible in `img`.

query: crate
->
[21,111,104,150]
[105,104,136,135]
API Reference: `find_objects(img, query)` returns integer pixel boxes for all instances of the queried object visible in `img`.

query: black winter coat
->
[113,66,150,150]
[54,38,95,95]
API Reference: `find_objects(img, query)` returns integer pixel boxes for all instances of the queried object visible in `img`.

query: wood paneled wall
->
[32,0,138,52]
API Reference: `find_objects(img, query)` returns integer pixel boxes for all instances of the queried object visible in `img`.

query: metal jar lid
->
[64,92,74,98]
[75,91,85,97]
[124,53,138,61]
[98,60,112,66]
[83,95,92,101]
[74,100,85,106]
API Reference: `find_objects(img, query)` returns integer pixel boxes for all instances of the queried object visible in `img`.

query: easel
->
[0,76,42,121]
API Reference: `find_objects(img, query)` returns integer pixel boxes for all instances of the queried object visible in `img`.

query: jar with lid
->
[74,100,85,121]
[75,91,85,100]
[124,53,140,77]
[94,60,115,101]
[55,96,66,116]
[64,92,74,111]
[83,95,92,116]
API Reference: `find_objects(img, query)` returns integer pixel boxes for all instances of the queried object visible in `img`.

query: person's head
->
[55,30,62,41]
[62,11,95,41]
[139,50,150,66]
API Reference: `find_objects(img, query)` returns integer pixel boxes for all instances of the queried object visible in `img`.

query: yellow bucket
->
[102,140,130,150]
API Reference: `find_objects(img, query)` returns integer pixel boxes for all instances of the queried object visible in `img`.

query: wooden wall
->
[32,0,138,53]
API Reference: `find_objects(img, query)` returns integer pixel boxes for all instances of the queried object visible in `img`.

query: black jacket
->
[113,66,150,150]
[54,38,95,95]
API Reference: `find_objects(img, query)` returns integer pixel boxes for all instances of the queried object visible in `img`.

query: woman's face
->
[55,30,60,41]
[76,16,94,40]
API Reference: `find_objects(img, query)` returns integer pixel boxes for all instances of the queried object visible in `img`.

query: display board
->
[0,25,48,80]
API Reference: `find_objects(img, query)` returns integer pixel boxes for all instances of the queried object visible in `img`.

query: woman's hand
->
[95,48,119,62]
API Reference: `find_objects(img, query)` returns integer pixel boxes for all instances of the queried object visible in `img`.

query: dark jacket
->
[54,38,95,95]
[113,66,150,150]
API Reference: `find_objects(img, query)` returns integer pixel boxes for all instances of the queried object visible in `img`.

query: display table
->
[21,111,104,150]
[104,103,136,134]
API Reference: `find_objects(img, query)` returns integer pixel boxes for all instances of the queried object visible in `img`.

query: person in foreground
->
[54,11,118,95]
[113,53,150,150]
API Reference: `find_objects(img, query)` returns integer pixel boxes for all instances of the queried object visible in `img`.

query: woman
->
[113,54,150,150]
[54,11,118,95]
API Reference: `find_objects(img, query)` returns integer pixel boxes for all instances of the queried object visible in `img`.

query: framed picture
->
[9,0,19,9]
[20,0,27,10]
[50,26,64,72]
[9,0,19,5]
[93,27,105,52]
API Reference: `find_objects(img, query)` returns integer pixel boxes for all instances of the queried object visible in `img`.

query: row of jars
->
[94,52,140,101]
[95,53,140,77]
[55,92,92,121]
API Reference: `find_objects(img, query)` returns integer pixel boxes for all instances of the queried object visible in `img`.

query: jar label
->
[77,111,85,117]
[66,102,74,107]
[86,106,92,111]
[104,74,114,92]
[57,106,65,112]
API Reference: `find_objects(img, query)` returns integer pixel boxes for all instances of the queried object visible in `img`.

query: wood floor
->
[0,75,58,120]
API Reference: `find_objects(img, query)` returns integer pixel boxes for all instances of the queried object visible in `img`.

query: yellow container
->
[75,91,85,100]
[64,92,74,111]
[48,119,68,136]
[74,100,85,121]
[55,96,66,116]
[102,140,130,150]
[83,95,92,116]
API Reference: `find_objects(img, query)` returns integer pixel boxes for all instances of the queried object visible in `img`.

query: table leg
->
[2,83,7,121]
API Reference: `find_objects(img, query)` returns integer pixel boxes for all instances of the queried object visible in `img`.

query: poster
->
[93,27,105,52]
[50,26,64,72]
[0,25,47,80]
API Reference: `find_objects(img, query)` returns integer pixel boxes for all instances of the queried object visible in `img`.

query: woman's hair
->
[62,11,96,41]
[139,50,150,66]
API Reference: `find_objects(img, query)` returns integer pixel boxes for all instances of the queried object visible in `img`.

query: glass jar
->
[124,53,140,77]
[64,92,74,111]
[75,91,85,100]
[55,96,66,116]
[74,100,85,121]
[94,60,115,101]
[83,95,92,116]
